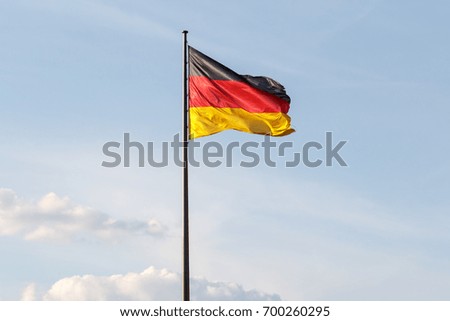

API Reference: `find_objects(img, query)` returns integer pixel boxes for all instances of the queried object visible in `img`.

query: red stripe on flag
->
[189,76,290,114]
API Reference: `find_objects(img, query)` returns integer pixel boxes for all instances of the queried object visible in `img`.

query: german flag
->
[188,47,295,139]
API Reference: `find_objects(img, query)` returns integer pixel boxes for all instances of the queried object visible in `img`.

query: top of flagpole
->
[183,30,188,34]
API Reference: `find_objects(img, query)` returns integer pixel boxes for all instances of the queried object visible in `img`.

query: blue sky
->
[1,0,449,300]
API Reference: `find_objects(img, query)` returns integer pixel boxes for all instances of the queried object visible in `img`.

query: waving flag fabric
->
[188,46,294,139]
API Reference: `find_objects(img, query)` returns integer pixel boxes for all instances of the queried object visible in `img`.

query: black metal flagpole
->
[181,30,190,301]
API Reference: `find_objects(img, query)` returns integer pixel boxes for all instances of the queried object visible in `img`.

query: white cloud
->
[38,266,279,301]
[0,188,165,242]
[21,283,37,301]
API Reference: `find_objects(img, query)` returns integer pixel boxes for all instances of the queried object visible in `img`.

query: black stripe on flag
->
[189,46,290,103]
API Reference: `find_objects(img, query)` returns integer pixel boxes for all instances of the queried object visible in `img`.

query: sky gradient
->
[1,0,450,300]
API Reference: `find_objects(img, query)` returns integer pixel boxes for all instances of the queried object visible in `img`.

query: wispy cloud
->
[0,188,166,242]
[26,0,178,41]
[30,266,280,301]
[76,1,177,40]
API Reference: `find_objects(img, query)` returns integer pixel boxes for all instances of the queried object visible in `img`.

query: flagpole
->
[181,30,190,301]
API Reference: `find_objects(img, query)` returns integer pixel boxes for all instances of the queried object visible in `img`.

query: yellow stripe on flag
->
[189,107,294,139]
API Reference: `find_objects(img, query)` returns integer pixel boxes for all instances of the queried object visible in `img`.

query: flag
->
[188,46,295,139]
